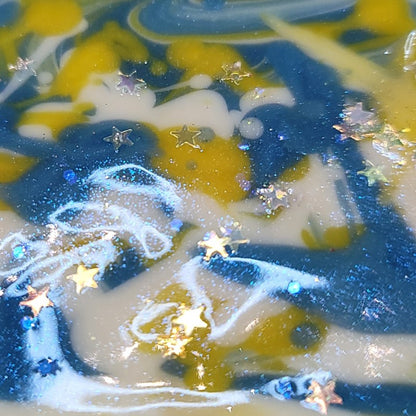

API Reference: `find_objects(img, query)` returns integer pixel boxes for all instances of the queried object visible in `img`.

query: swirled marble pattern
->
[0,1,416,415]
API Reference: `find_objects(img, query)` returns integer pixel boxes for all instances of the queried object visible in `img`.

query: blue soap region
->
[135,0,354,37]
[0,1,19,27]
[207,42,416,334]
[2,121,157,224]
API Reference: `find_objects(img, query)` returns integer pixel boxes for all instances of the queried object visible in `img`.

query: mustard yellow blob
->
[0,0,83,66]
[352,0,414,36]
[19,22,149,137]
[243,306,327,356]
[21,0,83,36]
[150,59,168,76]
[19,103,92,139]
[167,39,275,93]
[151,127,251,203]
[49,22,148,100]
[301,224,366,250]
[131,282,327,392]
[0,153,37,183]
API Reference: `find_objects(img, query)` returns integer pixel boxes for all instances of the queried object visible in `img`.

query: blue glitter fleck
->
[238,143,250,151]
[20,316,38,331]
[287,281,301,295]
[169,218,183,232]
[12,245,27,260]
[63,169,77,185]
[275,377,293,399]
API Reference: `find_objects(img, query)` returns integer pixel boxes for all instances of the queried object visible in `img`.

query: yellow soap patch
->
[150,59,168,76]
[0,200,13,211]
[167,39,275,92]
[279,156,310,182]
[48,22,148,100]
[151,127,251,203]
[301,224,366,250]
[19,103,92,139]
[352,0,414,36]
[0,0,83,67]
[21,0,83,36]
[0,153,37,183]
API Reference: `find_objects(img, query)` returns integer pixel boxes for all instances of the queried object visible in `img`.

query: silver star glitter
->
[8,57,36,75]
[256,184,291,214]
[219,218,249,254]
[103,126,134,152]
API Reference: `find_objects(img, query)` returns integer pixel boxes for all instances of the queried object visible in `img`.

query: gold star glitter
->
[357,161,388,186]
[172,305,208,336]
[197,231,231,261]
[19,285,54,317]
[66,264,99,294]
[169,125,202,149]
[303,380,343,415]
[220,61,251,85]
[156,326,193,358]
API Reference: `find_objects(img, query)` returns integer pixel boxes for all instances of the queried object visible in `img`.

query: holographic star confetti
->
[256,184,291,214]
[116,71,147,95]
[169,125,202,149]
[8,57,36,75]
[333,102,380,142]
[342,102,375,125]
[172,304,208,336]
[220,61,251,85]
[357,161,389,186]
[302,380,343,415]
[373,124,405,148]
[332,123,369,142]
[19,285,54,317]
[156,326,193,358]
[66,264,99,294]
[219,219,249,254]
[197,230,230,261]
[103,126,134,152]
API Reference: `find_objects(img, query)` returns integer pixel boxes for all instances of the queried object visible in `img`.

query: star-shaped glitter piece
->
[333,123,369,142]
[19,285,54,317]
[169,125,202,149]
[172,305,208,336]
[303,380,343,415]
[197,230,231,261]
[357,161,388,186]
[36,358,61,377]
[219,220,249,254]
[342,102,375,125]
[256,184,290,214]
[220,61,252,85]
[373,124,405,148]
[103,126,134,152]
[116,71,147,95]
[8,57,36,75]
[156,326,193,358]
[66,264,99,294]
